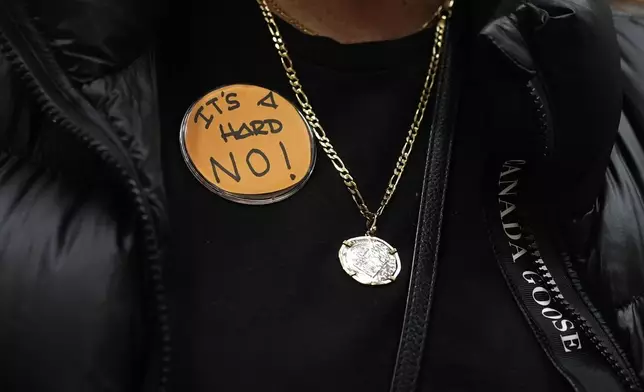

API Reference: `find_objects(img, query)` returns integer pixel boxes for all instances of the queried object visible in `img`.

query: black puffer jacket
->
[0,0,643,391]
[599,3,644,384]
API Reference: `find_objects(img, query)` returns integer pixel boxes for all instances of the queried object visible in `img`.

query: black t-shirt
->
[158,1,571,391]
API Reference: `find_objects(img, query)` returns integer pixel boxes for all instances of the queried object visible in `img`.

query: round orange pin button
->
[180,84,316,204]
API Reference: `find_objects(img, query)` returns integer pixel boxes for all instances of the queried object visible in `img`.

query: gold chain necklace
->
[265,0,447,37]
[265,0,317,35]
[257,0,454,286]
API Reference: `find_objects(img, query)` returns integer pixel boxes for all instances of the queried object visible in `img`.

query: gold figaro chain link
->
[257,0,454,234]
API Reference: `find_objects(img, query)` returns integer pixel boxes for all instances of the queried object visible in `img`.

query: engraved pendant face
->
[339,236,401,286]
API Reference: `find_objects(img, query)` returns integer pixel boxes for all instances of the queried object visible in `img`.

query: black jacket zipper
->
[0,6,171,392]
[528,79,553,159]
[524,228,641,390]
[526,77,641,390]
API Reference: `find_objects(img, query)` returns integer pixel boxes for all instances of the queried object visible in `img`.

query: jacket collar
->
[479,0,622,218]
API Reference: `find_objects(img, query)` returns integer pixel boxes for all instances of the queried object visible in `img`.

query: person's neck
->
[269,0,444,44]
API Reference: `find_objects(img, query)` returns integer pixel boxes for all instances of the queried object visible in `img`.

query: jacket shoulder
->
[0,52,144,392]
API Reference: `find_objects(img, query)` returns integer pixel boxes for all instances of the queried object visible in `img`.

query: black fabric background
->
[158,1,571,390]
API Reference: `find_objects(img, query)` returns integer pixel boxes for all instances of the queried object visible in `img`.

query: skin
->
[269,0,445,43]
[612,0,644,17]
